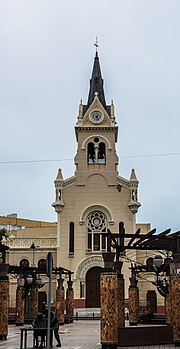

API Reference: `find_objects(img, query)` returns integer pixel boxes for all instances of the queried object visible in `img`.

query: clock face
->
[90,110,103,122]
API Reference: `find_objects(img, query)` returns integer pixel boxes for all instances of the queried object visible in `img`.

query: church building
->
[4,50,165,316]
[52,50,142,308]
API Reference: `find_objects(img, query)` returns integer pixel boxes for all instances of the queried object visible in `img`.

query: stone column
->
[56,276,65,325]
[114,261,125,329]
[66,279,74,323]
[128,274,139,326]
[170,276,180,344]
[0,263,9,340]
[15,278,25,326]
[117,275,125,328]
[165,284,172,325]
[100,270,118,349]
[169,251,180,345]
[30,289,38,316]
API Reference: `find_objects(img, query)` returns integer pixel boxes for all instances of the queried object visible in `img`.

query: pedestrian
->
[44,309,61,347]
[32,312,46,348]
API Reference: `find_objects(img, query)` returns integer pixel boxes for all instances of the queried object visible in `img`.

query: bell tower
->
[53,50,141,307]
[75,51,119,186]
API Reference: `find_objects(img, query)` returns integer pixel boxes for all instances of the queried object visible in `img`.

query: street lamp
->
[153,255,163,269]
[26,274,33,285]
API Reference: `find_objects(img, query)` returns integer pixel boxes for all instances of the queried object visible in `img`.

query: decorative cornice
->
[75,126,118,132]
[117,176,130,189]
[6,237,57,249]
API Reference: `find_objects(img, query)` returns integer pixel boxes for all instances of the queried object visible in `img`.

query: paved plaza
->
[0,320,176,349]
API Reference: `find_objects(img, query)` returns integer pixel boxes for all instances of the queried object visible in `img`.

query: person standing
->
[44,309,61,347]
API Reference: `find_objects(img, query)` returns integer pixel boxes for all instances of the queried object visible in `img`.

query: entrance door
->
[147,290,157,313]
[86,266,102,308]
[38,291,47,312]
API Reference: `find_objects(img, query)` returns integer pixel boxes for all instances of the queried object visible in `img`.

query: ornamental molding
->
[79,204,114,225]
[55,176,76,189]
[117,175,130,189]
[75,126,117,131]
[62,176,76,188]
[75,255,104,280]
[81,135,112,150]
[6,237,57,249]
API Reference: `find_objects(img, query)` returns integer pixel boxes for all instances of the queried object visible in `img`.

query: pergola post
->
[66,275,74,323]
[101,252,118,349]
[170,252,180,345]
[15,278,25,326]
[114,261,125,329]
[30,289,38,316]
[56,274,65,325]
[128,271,139,326]
[0,263,9,339]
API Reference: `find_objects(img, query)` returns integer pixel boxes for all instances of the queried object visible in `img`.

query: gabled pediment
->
[76,95,117,129]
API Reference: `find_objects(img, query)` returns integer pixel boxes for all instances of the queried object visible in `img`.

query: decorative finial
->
[94,37,99,53]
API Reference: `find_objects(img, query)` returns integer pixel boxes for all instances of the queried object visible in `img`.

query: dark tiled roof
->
[86,52,107,111]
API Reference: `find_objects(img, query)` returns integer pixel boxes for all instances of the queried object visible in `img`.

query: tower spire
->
[94,36,99,53]
[87,43,106,109]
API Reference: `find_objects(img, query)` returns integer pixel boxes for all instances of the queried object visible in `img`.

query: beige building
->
[4,52,165,314]
[52,51,164,311]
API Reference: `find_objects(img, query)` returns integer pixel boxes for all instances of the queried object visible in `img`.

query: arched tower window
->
[20,259,29,269]
[87,138,106,164]
[87,211,107,252]
[87,142,95,163]
[69,222,74,255]
[98,142,106,163]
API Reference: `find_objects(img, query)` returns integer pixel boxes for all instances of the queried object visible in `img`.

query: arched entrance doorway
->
[86,266,102,308]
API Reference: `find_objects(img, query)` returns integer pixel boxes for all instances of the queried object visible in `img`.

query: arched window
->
[87,211,107,252]
[146,257,154,271]
[37,259,46,272]
[87,139,106,164]
[98,142,106,163]
[69,222,74,255]
[87,143,95,163]
[20,259,29,269]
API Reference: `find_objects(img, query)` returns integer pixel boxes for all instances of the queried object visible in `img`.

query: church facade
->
[52,51,145,308]
[5,52,165,314]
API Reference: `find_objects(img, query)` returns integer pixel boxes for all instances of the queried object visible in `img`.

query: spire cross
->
[94,37,99,53]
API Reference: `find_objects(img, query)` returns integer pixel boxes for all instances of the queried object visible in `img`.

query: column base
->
[174,341,180,347]
[101,343,117,349]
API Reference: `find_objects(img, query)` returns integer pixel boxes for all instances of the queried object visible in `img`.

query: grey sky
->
[0,0,180,233]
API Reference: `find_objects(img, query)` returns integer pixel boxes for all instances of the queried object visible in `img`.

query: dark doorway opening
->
[86,266,102,308]
[38,291,47,312]
[147,290,157,313]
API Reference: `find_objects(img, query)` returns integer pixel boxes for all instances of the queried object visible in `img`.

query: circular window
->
[87,211,106,231]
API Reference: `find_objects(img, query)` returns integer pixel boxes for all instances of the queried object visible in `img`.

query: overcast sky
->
[0,0,180,233]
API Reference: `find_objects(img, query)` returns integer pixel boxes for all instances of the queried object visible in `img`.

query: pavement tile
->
[0,322,176,349]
